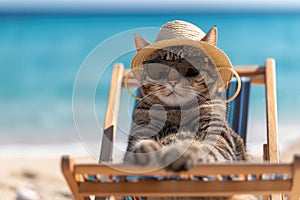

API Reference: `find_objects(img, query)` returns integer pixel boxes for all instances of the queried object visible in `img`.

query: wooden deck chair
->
[61,58,300,200]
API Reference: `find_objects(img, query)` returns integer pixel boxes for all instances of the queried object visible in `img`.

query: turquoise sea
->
[1,13,300,157]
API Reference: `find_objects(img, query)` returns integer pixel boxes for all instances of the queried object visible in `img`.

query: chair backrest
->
[99,58,279,164]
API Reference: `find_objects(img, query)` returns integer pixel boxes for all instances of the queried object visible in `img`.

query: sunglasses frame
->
[142,58,200,81]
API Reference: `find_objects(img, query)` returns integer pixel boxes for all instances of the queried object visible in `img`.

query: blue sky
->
[1,0,300,13]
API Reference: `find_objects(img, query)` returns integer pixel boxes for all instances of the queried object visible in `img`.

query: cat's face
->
[133,26,223,107]
[139,47,222,107]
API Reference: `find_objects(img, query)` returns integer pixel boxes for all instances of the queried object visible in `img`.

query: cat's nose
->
[167,69,179,87]
[168,80,178,87]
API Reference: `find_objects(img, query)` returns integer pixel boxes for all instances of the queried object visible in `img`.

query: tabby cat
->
[124,25,255,200]
[123,25,256,200]
[124,26,248,170]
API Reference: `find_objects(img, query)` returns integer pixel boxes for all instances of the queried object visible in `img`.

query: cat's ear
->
[201,26,218,46]
[134,34,151,51]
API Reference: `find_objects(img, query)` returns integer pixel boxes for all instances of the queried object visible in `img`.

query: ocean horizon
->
[1,13,300,158]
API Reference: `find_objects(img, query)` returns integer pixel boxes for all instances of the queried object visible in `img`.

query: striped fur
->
[124,45,253,200]
[125,45,248,166]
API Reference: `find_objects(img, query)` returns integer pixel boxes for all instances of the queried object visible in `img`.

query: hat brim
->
[131,38,233,85]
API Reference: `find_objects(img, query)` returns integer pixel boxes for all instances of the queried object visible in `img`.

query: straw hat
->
[131,20,233,85]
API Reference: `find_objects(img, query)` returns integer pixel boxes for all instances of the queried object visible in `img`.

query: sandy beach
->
[0,157,73,200]
[0,142,299,200]
[0,155,100,200]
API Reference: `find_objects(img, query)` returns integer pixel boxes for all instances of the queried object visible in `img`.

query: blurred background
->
[1,0,300,160]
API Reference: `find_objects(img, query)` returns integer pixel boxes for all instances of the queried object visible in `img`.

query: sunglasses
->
[143,58,200,80]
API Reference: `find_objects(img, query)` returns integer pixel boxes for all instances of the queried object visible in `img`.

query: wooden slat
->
[290,155,300,200]
[78,180,292,197]
[74,163,292,176]
[104,63,124,130]
[99,126,114,162]
[100,64,124,162]
[234,65,265,76]
[263,143,269,161]
[61,156,85,200]
[264,59,279,163]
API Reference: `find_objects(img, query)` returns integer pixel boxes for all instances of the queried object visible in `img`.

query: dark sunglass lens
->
[176,63,189,75]
[176,62,199,77]
[145,63,169,80]
[185,67,199,77]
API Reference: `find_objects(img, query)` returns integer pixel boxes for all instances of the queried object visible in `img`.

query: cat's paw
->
[161,146,198,172]
[129,140,162,166]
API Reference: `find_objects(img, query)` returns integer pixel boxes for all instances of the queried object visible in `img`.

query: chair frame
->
[61,58,300,200]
